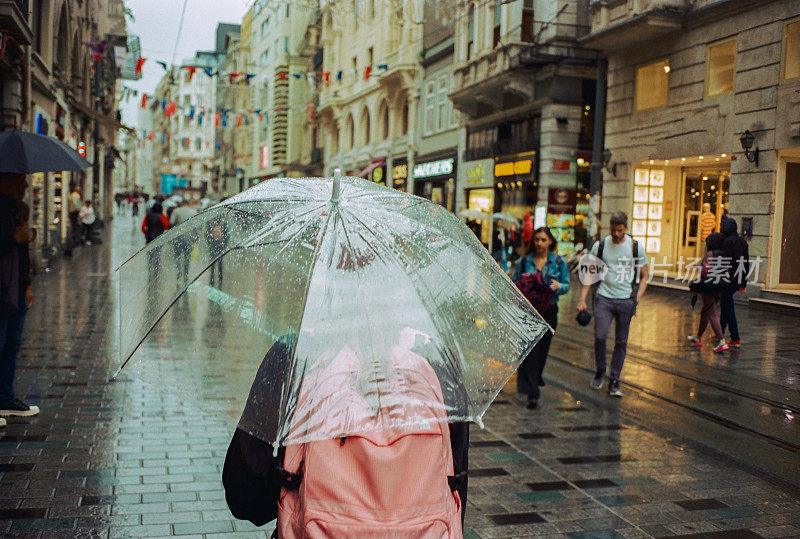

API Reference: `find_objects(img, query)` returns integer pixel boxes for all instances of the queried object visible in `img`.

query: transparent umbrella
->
[115,171,549,449]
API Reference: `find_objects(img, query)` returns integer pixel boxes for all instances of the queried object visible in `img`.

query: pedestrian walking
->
[131,197,140,218]
[0,173,39,419]
[687,232,729,353]
[170,200,197,282]
[492,219,509,271]
[67,185,81,246]
[513,226,569,409]
[207,215,227,286]
[576,212,649,397]
[78,200,96,245]
[141,202,169,244]
[719,217,749,348]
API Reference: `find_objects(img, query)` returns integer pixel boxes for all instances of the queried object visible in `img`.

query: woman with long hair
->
[513,227,570,408]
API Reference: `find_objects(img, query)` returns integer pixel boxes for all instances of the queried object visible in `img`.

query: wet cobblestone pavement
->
[1,213,799,538]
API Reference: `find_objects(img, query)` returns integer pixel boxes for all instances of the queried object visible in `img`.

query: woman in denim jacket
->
[513,227,570,408]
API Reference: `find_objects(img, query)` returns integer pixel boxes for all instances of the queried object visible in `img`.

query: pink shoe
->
[687,335,702,347]
[713,340,729,353]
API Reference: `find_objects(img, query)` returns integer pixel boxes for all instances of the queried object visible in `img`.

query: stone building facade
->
[582,0,800,299]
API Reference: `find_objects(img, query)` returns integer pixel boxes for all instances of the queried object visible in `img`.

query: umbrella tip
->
[331,168,342,203]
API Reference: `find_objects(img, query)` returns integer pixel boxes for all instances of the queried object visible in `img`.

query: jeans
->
[594,295,635,381]
[517,304,558,400]
[0,300,28,403]
[719,288,739,341]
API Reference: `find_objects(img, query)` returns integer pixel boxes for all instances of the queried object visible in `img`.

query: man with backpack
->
[576,212,649,397]
[719,217,749,347]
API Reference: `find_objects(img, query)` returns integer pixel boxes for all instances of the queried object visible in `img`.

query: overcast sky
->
[120,0,251,128]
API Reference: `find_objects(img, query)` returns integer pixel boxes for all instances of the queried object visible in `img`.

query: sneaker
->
[687,335,702,347]
[727,339,741,348]
[713,340,729,353]
[590,369,604,390]
[526,397,538,410]
[608,379,623,397]
[0,399,40,417]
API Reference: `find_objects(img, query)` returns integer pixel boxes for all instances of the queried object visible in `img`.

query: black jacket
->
[223,422,469,528]
[720,217,749,288]
[0,195,30,315]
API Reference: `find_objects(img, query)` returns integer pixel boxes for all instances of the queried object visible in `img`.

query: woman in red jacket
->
[141,202,170,244]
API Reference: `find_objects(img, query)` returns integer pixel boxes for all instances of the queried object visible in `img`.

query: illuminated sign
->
[495,159,532,177]
[413,158,454,179]
[78,142,86,158]
[392,164,407,180]
[372,165,384,184]
[633,168,665,253]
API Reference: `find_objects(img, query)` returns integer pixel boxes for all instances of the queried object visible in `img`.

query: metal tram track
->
[549,333,800,456]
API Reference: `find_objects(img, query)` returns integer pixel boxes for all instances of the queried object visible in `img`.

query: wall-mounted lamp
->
[740,129,759,166]
[602,148,617,176]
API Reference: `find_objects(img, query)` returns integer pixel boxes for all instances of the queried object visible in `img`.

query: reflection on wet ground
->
[0,212,798,538]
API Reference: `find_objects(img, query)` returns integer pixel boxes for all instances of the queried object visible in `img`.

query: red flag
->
[186,66,197,81]
[140,93,148,109]
[135,57,146,75]
[364,66,372,80]
[215,112,221,127]
[236,114,243,127]
[322,72,330,85]
[277,72,288,80]
[164,101,177,117]
[148,131,154,141]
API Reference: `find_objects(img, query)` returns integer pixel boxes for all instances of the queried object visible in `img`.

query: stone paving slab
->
[0,216,798,537]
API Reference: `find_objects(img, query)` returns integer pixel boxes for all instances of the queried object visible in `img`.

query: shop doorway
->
[467,188,494,247]
[779,162,800,286]
[679,169,729,260]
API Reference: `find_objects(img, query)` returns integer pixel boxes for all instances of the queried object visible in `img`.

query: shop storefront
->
[390,157,408,192]
[769,154,800,289]
[460,158,495,247]
[493,152,538,220]
[412,155,456,211]
[358,158,387,186]
[628,155,730,268]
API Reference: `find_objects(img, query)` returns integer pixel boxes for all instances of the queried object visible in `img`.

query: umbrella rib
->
[114,241,286,378]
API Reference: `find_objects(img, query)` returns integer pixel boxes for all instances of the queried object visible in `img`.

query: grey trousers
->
[594,295,636,380]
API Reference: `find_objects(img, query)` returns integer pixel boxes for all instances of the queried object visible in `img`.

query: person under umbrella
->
[141,202,170,244]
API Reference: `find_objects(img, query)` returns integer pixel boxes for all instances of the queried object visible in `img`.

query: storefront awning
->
[358,158,385,178]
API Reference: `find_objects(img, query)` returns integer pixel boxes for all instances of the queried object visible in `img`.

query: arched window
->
[360,107,370,146]
[379,101,389,140]
[54,5,69,71]
[346,115,355,149]
[467,4,475,60]
[401,101,409,135]
[330,124,339,154]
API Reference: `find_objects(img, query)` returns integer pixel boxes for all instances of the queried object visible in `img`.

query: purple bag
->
[515,272,553,314]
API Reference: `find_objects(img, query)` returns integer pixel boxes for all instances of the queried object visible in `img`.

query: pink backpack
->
[276,346,463,538]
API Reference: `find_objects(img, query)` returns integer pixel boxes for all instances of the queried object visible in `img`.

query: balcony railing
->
[0,0,33,44]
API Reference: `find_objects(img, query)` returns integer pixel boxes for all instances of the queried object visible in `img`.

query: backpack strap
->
[597,236,607,262]
[448,470,466,492]
[272,450,303,491]
[631,237,640,298]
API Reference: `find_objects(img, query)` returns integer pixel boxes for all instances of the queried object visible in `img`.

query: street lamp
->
[602,148,617,176]
[740,129,759,166]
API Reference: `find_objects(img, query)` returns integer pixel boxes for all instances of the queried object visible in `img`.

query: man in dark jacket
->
[222,336,469,528]
[720,217,749,347]
[0,174,39,417]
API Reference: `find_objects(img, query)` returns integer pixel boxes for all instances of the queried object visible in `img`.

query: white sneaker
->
[0,399,40,417]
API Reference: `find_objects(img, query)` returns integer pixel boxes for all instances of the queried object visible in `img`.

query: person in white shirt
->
[576,212,649,397]
[78,200,96,245]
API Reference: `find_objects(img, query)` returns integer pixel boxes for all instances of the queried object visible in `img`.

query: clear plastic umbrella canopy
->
[115,173,548,448]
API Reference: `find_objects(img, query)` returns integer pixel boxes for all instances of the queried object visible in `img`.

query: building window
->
[635,59,670,111]
[783,18,800,80]
[522,0,534,43]
[493,3,501,48]
[286,4,290,17]
[367,47,373,70]
[382,104,389,139]
[261,17,270,38]
[33,0,44,53]
[467,4,475,60]
[706,39,736,96]
[261,50,269,66]
[424,82,436,134]
[284,37,289,53]
[361,109,370,145]
[401,102,409,135]
[437,75,450,131]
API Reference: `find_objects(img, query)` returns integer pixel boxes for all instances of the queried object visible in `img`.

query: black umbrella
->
[0,129,91,174]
